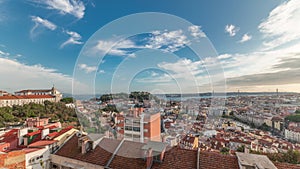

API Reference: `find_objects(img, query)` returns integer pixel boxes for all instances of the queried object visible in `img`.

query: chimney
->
[18,128,28,146]
[244,147,249,154]
[78,136,92,154]
[81,140,93,154]
[146,148,153,169]
[41,128,49,139]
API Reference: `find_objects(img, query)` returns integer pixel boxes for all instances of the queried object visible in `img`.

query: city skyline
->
[0,0,300,94]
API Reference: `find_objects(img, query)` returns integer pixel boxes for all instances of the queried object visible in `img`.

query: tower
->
[51,85,62,102]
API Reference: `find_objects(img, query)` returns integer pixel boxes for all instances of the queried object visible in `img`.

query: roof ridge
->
[105,139,125,169]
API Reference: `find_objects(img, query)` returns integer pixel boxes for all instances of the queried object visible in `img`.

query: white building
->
[0,86,62,107]
[285,127,300,142]
[25,147,51,169]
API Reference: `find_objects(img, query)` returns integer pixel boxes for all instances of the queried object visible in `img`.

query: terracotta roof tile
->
[0,94,54,100]
[28,140,57,147]
[275,162,300,169]
[55,135,119,166]
[152,147,239,169]
[53,126,74,138]
[108,141,147,169]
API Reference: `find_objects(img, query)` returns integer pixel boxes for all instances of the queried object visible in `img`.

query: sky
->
[0,0,300,95]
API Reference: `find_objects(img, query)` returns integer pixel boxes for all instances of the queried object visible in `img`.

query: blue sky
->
[0,0,300,94]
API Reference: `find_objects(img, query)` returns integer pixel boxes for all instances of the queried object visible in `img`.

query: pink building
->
[26,117,49,128]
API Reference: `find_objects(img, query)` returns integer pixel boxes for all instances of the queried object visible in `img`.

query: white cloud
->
[188,25,206,39]
[217,42,300,80]
[0,50,9,57]
[92,29,190,57]
[145,30,190,52]
[78,64,97,73]
[60,30,83,48]
[31,16,57,30]
[217,54,232,60]
[0,57,88,93]
[225,24,239,37]
[135,73,173,83]
[33,0,85,19]
[98,70,105,74]
[239,33,252,43]
[157,58,204,80]
[30,16,57,38]
[258,0,300,50]
[94,39,139,56]
[150,71,159,77]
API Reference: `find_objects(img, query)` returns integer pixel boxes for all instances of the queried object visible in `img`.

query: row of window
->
[0,98,55,106]
[124,126,148,132]
[29,155,43,164]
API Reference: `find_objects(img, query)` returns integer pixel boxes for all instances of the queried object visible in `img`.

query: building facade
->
[285,127,300,142]
[0,86,62,107]
[116,110,161,142]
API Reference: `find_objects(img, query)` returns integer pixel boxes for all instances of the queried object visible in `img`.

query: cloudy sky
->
[0,0,300,94]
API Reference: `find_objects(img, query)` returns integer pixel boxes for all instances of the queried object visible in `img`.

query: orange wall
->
[0,150,25,169]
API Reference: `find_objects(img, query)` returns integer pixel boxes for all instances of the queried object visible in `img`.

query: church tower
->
[51,85,62,102]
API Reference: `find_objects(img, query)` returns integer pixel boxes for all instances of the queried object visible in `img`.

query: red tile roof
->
[23,148,43,154]
[54,134,241,169]
[0,129,18,144]
[46,132,58,139]
[52,126,74,138]
[108,141,147,169]
[0,94,54,100]
[274,162,300,169]
[28,140,57,147]
[53,133,300,169]
[26,130,41,137]
[55,135,118,166]
[152,147,239,169]
[15,89,52,93]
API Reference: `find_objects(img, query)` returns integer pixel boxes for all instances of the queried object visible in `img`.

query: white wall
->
[26,148,50,169]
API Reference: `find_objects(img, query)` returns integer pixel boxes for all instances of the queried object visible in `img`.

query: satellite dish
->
[76,132,82,137]
[85,141,92,152]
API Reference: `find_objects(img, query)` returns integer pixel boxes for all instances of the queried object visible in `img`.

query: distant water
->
[65,92,295,101]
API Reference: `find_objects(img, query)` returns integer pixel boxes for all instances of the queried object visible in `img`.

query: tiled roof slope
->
[199,151,239,169]
[152,147,197,169]
[152,148,239,169]
[0,95,54,100]
[275,162,300,169]
[108,140,147,169]
[55,135,120,166]
[55,135,300,169]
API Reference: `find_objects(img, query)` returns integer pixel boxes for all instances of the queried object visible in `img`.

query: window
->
[125,126,141,132]
[51,163,58,169]
[153,154,162,163]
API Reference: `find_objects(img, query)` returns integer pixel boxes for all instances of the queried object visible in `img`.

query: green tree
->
[2,112,14,122]
[102,104,118,113]
[282,149,300,164]
[285,115,300,122]
[60,97,74,104]
[100,94,113,103]
[236,145,245,152]
[220,147,230,154]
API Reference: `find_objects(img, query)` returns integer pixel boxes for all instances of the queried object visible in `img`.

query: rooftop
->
[236,152,277,169]
[28,140,57,147]
[0,94,55,100]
